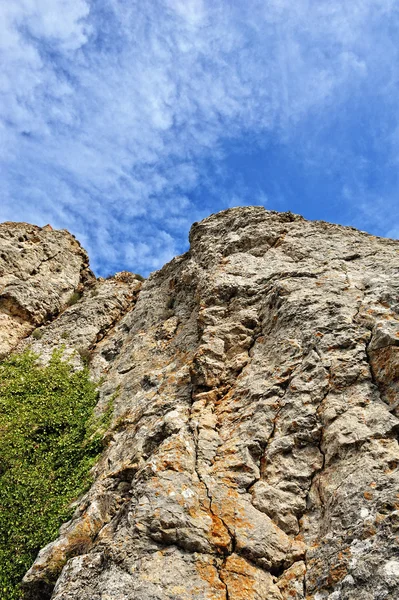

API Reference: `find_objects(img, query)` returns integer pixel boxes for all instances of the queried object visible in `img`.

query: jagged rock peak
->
[0,221,144,367]
[1,208,399,599]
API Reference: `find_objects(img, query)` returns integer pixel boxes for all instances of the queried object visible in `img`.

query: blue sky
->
[1,0,399,276]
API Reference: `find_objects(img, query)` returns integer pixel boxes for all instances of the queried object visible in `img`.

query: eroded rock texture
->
[0,222,93,358]
[2,208,399,600]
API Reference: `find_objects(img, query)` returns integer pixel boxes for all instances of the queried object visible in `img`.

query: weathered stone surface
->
[0,222,93,358]
[20,271,142,373]
[2,208,399,599]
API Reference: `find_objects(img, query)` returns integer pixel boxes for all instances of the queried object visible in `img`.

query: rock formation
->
[1,207,399,600]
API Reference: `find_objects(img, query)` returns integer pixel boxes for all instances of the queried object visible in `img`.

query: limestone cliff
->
[1,208,399,600]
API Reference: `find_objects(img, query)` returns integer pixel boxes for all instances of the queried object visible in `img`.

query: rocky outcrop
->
[19,271,142,375]
[1,208,399,600]
[0,221,143,371]
[0,222,94,358]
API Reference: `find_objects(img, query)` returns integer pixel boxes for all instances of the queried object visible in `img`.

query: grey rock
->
[0,222,93,358]
[1,208,399,600]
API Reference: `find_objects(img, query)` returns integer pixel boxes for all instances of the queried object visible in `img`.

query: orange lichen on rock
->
[220,554,282,600]
[194,558,226,599]
[277,561,306,600]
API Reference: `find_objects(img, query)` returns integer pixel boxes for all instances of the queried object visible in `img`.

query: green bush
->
[0,350,103,599]
[66,291,81,307]
[31,328,44,340]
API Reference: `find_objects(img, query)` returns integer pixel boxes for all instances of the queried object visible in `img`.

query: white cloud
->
[1,0,399,274]
[125,230,177,272]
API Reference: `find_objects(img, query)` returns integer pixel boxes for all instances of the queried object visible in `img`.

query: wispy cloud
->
[1,0,399,274]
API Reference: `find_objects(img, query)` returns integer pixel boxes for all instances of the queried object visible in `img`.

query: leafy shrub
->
[0,350,102,599]
[66,291,81,307]
[31,328,44,340]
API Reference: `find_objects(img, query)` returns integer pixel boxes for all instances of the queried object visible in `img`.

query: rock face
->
[0,222,93,358]
[1,208,399,600]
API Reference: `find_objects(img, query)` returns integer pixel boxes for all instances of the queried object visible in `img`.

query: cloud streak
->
[1,0,399,274]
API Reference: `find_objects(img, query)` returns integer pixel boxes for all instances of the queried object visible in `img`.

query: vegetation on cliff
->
[0,350,101,599]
